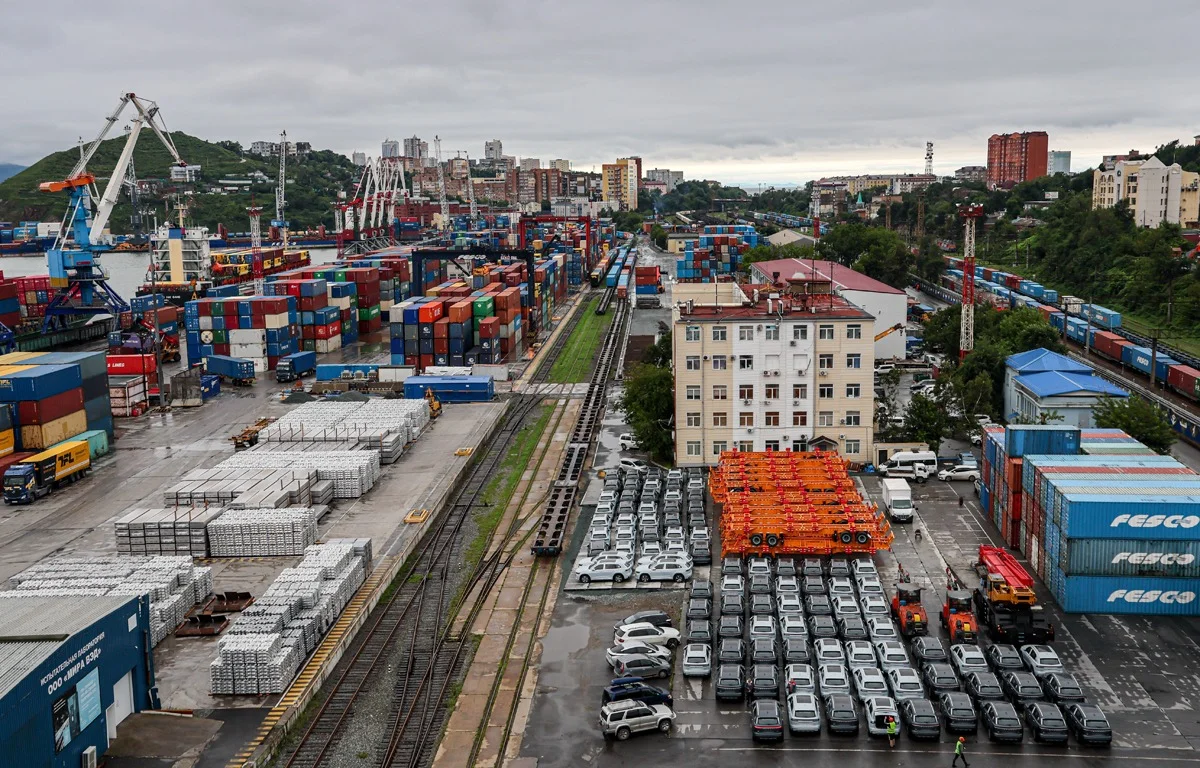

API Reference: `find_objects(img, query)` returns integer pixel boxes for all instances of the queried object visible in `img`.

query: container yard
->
[675,225,759,283]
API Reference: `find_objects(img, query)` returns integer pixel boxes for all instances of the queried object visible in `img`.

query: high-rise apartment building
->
[531,168,565,203]
[672,281,875,467]
[602,158,641,210]
[551,159,571,172]
[484,140,503,160]
[381,138,400,158]
[986,131,1049,189]
[1093,156,1200,228]
[1047,150,1071,175]
[351,151,367,166]
[646,168,685,192]
[519,158,541,172]
[403,136,428,159]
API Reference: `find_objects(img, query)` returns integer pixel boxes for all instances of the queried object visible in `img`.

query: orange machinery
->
[713,451,894,557]
[891,584,929,637]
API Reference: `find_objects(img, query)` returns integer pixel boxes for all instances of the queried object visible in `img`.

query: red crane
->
[958,203,985,360]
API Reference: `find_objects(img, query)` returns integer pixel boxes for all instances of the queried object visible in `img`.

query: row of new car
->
[599,609,684,741]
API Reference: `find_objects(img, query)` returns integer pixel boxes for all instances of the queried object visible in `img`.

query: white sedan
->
[574,556,633,584]
[636,555,694,583]
[938,465,980,482]
[682,643,712,677]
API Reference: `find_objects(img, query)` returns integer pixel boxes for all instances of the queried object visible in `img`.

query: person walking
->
[953,735,970,767]
[887,716,898,748]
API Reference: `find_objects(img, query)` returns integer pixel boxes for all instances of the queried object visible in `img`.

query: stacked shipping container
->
[675,225,759,283]
[0,351,111,453]
[183,296,298,374]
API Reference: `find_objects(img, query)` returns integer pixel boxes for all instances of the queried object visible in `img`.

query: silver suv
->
[599,699,676,741]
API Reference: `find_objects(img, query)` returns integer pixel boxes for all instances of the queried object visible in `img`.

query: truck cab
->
[2,465,44,504]
[880,479,914,523]
[276,351,317,383]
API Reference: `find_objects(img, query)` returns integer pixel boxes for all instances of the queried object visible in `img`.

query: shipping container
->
[1004,425,1081,458]
[1050,574,1200,614]
[403,375,494,403]
[1055,537,1200,578]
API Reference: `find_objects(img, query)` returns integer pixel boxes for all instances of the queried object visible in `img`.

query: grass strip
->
[547,298,614,383]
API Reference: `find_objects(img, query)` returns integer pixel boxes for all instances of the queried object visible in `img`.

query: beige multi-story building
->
[672,281,875,467]
[1093,155,1200,228]
[602,157,641,210]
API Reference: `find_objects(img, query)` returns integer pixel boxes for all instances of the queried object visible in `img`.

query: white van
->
[880,479,914,523]
[877,451,936,482]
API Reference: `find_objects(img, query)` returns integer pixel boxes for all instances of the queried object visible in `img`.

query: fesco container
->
[1049,573,1200,614]
[1055,492,1200,539]
[1005,425,1081,458]
[403,375,494,403]
[1057,537,1200,578]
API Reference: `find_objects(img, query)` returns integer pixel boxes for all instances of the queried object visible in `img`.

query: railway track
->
[273,292,593,768]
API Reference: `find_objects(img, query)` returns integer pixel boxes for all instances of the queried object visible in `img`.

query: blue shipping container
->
[204,355,256,379]
[1004,425,1081,458]
[1055,494,1200,539]
[1055,537,1200,578]
[403,375,494,403]
[1049,573,1200,614]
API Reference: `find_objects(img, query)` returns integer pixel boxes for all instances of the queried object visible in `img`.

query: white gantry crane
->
[273,130,289,248]
[434,135,450,229]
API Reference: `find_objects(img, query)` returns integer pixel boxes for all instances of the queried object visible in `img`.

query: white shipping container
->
[315,337,342,354]
[229,328,267,345]
[263,313,289,329]
[377,366,414,383]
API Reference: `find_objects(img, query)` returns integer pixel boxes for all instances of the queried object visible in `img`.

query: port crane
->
[958,203,984,360]
[271,131,289,248]
[433,136,450,230]
[339,156,408,256]
[40,93,186,332]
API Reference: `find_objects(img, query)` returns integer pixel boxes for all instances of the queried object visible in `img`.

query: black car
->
[801,557,824,577]
[938,691,978,734]
[751,593,774,616]
[808,614,838,638]
[721,556,743,576]
[686,620,712,645]
[603,676,674,706]
[718,615,743,638]
[837,615,869,642]
[1041,672,1086,705]
[999,671,1045,709]
[721,593,745,616]
[614,610,672,631]
[802,574,828,595]
[1063,703,1112,746]
[981,701,1024,742]
[964,671,1005,703]
[776,557,797,577]
[985,644,1025,674]
[749,637,778,665]
[718,638,745,664]
[1024,701,1069,743]
[715,664,745,701]
[828,558,852,578]
[806,594,833,616]
[747,664,780,699]
[922,662,962,695]
[686,598,711,621]
[900,698,942,740]
[824,694,860,734]
[783,637,812,664]
[690,580,713,600]
[749,574,772,595]
[691,540,712,565]
[750,699,785,742]
[911,637,949,665]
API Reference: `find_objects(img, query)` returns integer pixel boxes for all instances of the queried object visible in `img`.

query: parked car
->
[828,558,852,578]
[818,663,852,698]
[814,637,845,666]
[1063,703,1113,746]
[981,700,1024,742]
[718,638,745,664]
[602,677,673,706]
[748,615,777,641]
[1020,645,1065,679]
[747,557,772,577]
[606,641,671,670]
[838,615,870,642]
[746,663,780,699]
[950,644,989,678]
[617,458,649,474]
[922,662,961,695]
[866,617,900,641]
[874,640,909,670]
[937,465,980,482]
[682,643,712,677]
[845,640,877,669]
[785,663,816,695]
[686,620,712,645]
[775,575,801,595]
[614,610,672,630]
[802,574,827,596]
[777,593,804,616]
[715,663,745,701]
[900,698,942,740]
[964,671,1006,704]
[806,594,833,616]
[718,615,743,638]
[828,576,855,597]
[911,637,948,665]
[985,644,1025,674]
[599,699,675,741]
[720,574,745,594]
[863,695,900,737]
[886,667,926,701]
[617,433,639,451]
[1000,671,1045,709]
[824,694,860,735]
[786,692,823,735]
[750,699,785,742]
[690,539,712,565]
[750,593,775,616]
[614,654,671,679]
[749,574,772,595]
[783,637,812,665]
[860,595,890,617]
[574,556,633,584]
[614,622,681,649]
[938,691,978,734]
[689,580,712,600]
[748,637,778,666]
[721,556,743,576]
[852,666,890,701]
[779,614,807,639]
[1041,672,1087,705]
[1024,701,1069,743]
[721,593,745,616]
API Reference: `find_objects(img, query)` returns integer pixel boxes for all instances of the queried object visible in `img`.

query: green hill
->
[0,134,360,233]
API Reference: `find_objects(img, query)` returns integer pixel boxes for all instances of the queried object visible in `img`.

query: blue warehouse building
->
[1004,348,1128,427]
[0,595,157,767]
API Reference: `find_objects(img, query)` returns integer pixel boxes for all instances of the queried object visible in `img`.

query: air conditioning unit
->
[839,419,847,425]
[773,371,781,377]
[743,399,752,405]
[819,370,828,377]
[703,355,709,360]
[796,369,805,376]
[792,399,801,406]
[82,747,97,768]
[747,428,755,433]
[757,324,764,332]
[789,340,797,347]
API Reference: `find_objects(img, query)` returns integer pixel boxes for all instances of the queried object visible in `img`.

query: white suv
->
[599,700,675,741]
[950,643,989,678]
[574,556,632,584]
[636,556,693,583]
[1019,645,1065,678]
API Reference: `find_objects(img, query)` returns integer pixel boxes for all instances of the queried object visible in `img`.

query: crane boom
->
[89,117,143,244]
[64,94,134,182]
[434,135,449,229]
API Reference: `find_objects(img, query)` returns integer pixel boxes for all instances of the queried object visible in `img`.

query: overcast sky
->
[3,0,1198,186]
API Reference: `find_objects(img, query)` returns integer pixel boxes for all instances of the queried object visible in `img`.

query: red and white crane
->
[958,203,985,360]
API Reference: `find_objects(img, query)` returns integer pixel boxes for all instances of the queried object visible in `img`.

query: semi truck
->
[204,355,256,386]
[2,441,91,504]
[972,545,1055,645]
[275,351,317,383]
[880,478,914,523]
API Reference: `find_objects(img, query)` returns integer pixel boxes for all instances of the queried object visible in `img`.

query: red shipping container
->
[107,354,157,375]
[433,338,449,354]
[479,317,500,339]
[1167,364,1200,400]
[17,387,85,425]
[418,301,444,324]
[1091,331,1123,361]
[433,318,450,339]
[420,354,434,368]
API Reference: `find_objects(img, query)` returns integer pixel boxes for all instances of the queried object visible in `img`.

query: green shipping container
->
[358,305,381,321]
[212,329,228,344]
[51,428,109,460]
[473,297,495,317]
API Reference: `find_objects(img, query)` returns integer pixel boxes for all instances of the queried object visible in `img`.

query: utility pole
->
[274,130,288,248]
[1150,329,1160,387]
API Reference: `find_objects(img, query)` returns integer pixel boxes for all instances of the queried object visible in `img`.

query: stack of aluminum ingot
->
[209,538,371,695]
[162,467,319,508]
[2,555,213,646]
[206,507,318,557]
[256,399,430,464]
[114,507,224,556]
[218,449,380,498]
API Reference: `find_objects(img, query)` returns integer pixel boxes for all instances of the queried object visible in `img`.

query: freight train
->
[750,211,832,236]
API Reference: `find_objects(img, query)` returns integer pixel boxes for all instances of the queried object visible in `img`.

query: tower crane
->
[433,135,450,230]
[248,203,265,295]
[958,203,985,361]
[272,130,288,248]
[458,150,479,227]
[39,93,185,332]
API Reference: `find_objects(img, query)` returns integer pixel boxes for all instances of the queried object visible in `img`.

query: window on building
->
[686,385,701,400]
[739,412,755,427]
[846,354,861,369]
[713,385,728,400]
[818,411,834,427]
[739,355,754,370]
[712,326,727,341]
[792,439,808,452]
[765,353,780,370]
[845,439,861,455]
[739,326,754,341]
[713,441,728,456]
[765,325,779,340]
[686,441,701,457]
[793,384,808,400]
[712,355,727,370]
[765,384,779,399]
[819,384,833,398]
[846,383,861,398]
[736,440,753,452]
[686,412,701,428]
[764,412,780,427]
[739,384,754,400]
[793,353,810,371]
[819,354,833,370]
[713,412,727,427]
[685,325,700,342]
[819,325,835,340]
[792,411,808,426]
[686,355,700,371]
[793,325,808,341]
[847,324,862,340]
[845,411,861,426]
[764,440,780,451]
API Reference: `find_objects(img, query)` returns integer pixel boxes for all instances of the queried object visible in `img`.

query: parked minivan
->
[877,451,937,482]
